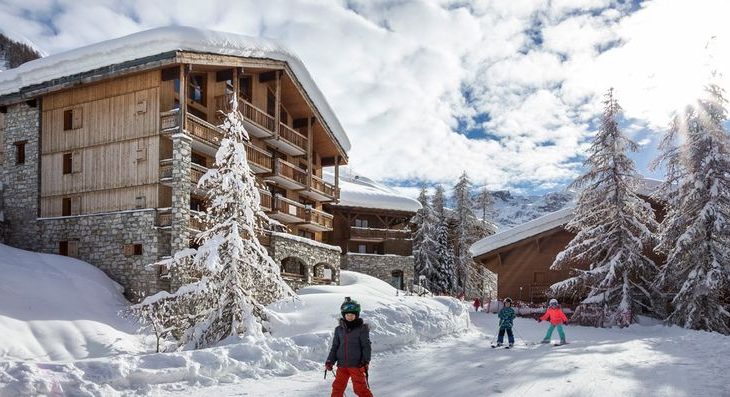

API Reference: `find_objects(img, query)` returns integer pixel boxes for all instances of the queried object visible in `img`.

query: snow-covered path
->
[159,313,730,397]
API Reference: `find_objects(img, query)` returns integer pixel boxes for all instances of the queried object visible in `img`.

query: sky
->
[1,0,730,196]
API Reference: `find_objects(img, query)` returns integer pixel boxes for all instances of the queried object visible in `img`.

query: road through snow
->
[159,312,730,397]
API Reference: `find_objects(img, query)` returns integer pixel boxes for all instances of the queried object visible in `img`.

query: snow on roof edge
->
[0,26,350,153]
[325,170,422,213]
[469,206,575,258]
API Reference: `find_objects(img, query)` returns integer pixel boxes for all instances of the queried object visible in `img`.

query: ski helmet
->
[504,297,513,304]
[340,297,361,316]
[549,298,559,306]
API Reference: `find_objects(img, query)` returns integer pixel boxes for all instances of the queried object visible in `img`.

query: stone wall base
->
[342,253,415,290]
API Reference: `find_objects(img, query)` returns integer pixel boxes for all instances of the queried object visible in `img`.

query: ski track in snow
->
[156,313,730,397]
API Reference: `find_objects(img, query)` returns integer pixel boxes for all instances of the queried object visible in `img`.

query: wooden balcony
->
[189,210,206,231]
[215,95,275,139]
[159,159,173,183]
[350,227,411,241]
[259,189,273,212]
[300,207,334,232]
[300,174,338,202]
[156,209,173,227]
[265,158,307,190]
[160,109,179,131]
[269,195,307,224]
[266,122,307,156]
[190,163,208,186]
[245,142,273,173]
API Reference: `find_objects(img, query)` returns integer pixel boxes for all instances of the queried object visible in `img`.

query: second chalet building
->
[0,27,351,298]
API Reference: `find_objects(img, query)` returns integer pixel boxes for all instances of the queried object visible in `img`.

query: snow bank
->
[0,244,144,362]
[0,268,467,396]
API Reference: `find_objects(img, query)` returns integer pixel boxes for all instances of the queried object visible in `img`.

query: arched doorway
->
[281,256,307,279]
[313,263,336,284]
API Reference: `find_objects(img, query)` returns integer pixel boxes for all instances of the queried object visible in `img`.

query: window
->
[240,75,253,102]
[59,241,78,257]
[188,74,206,106]
[63,108,82,130]
[190,196,206,212]
[123,244,143,256]
[534,271,547,284]
[191,152,207,167]
[358,244,367,254]
[14,141,25,164]
[298,230,314,240]
[355,219,368,228]
[135,196,146,209]
[62,197,72,216]
[279,105,289,125]
[63,153,73,174]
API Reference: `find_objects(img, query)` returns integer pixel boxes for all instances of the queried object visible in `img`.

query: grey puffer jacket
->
[326,318,372,368]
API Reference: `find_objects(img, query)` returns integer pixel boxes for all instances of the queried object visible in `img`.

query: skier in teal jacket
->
[496,297,516,347]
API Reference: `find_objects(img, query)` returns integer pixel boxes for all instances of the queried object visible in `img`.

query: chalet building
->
[469,180,664,304]
[0,27,350,297]
[325,173,421,290]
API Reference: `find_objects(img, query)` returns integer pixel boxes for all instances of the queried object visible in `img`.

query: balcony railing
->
[279,122,308,153]
[306,207,334,230]
[259,189,273,211]
[187,114,223,146]
[189,210,206,231]
[273,158,308,186]
[245,142,273,172]
[274,195,307,220]
[214,95,276,134]
[160,109,179,131]
[311,174,338,199]
[159,159,173,180]
[350,227,411,240]
[156,209,173,227]
[190,163,208,185]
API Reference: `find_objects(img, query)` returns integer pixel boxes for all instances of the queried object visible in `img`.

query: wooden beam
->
[275,71,281,137]
[307,117,313,193]
[232,67,239,109]
[179,64,187,131]
[334,155,340,203]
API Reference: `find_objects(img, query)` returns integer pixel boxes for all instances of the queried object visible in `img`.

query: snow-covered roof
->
[0,26,350,153]
[469,206,575,258]
[326,171,422,213]
[469,177,663,258]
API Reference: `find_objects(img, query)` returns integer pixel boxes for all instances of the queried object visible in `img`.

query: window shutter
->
[72,151,82,173]
[135,99,148,114]
[136,140,147,161]
[72,107,83,129]
[123,244,134,256]
[71,196,81,215]
[135,195,146,209]
[68,241,79,258]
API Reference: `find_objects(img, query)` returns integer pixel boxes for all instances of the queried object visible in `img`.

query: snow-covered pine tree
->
[473,185,494,222]
[412,187,438,290]
[130,95,294,348]
[550,88,658,327]
[431,185,456,295]
[652,81,730,335]
[452,172,494,297]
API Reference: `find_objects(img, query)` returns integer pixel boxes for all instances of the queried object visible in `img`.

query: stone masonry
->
[38,209,171,298]
[2,102,40,250]
[342,253,415,290]
[269,232,341,290]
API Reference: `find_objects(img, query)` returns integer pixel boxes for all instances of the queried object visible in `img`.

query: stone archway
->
[313,262,337,284]
[281,256,307,279]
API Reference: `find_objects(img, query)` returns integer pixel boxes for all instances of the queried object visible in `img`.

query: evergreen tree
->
[452,172,494,297]
[652,81,730,335]
[130,96,294,348]
[412,187,438,289]
[431,185,456,295]
[473,185,494,221]
[550,89,658,327]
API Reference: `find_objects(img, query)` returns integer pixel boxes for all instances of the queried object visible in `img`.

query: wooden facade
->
[34,53,347,244]
[325,205,414,256]
[473,200,666,303]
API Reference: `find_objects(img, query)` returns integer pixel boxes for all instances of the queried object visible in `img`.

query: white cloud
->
[1,0,729,193]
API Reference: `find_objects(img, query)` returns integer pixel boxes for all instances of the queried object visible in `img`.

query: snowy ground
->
[1,244,728,397]
[158,313,730,397]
